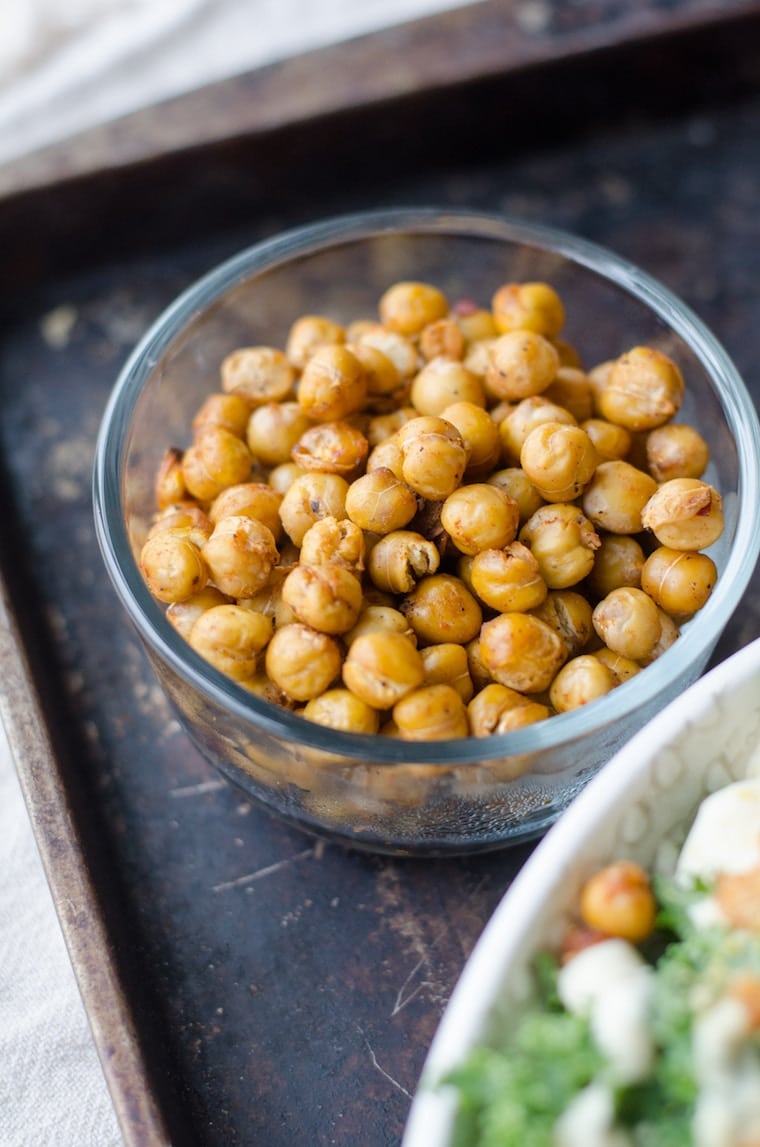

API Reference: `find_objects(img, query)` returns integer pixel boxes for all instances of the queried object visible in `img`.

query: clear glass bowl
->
[92,208,760,856]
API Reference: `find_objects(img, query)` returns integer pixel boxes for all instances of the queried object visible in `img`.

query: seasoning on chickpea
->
[410,357,485,416]
[278,472,350,546]
[202,514,279,599]
[640,546,717,618]
[265,623,343,701]
[140,531,208,603]
[440,483,520,555]
[591,586,662,662]
[499,395,577,466]
[486,330,560,402]
[519,503,601,589]
[181,426,255,502]
[520,421,598,502]
[342,630,425,708]
[299,516,365,572]
[470,542,548,614]
[581,459,657,535]
[549,654,617,713]
[401,573,483,646]
[641,478,724,551]
[208,482,283,538]
[281,563,363,634]
[297,345,367,422]
[368,530,440,594]
[397,416,469,501]
[480,612,567,694]
[291,420,369,477]
[345,467,419,534]
[189,603,272,681]
[597,346,684,431]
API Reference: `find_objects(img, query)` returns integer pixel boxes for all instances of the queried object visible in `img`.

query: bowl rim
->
[401,632,760,1145]
[92,206,760,766]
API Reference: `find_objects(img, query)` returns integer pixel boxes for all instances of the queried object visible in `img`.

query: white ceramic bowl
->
[402,634,760,1145]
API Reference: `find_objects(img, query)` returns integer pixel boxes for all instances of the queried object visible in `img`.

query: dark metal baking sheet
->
[2,4,760,1144]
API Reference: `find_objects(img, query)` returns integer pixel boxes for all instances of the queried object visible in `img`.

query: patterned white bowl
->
[403,635,760,1146]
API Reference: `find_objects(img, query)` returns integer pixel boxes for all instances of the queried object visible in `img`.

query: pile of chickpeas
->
[139,278,724,742]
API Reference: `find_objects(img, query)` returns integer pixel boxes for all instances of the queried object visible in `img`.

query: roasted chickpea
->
[465,636,492,691]
[520,421,598,502]
[401,573,483,645]
[202,514,278,598]
[597,346,684,431]
[641,478,724,551]
[420,643,474,702]
[549,654,617,713]
[640,546,717,618]
[379,281,449,335]
[285,315,345,369]
[342,631,425,708]
[140,532,208,603]
[454,303,499,343]
[357,326,420,381]
[463,337,499,382]
[581,459,657,534]
[480,612,567,694]
[265,623,342,701]
[268,462,305,494]
[520,504,601,589]
[166,586,230,640]
[299,516,365,572]
[591,586,661,661]
[188,604,272,681]
[499,396,577,465]
[529,590,594,657]
[344,604,416,648]
[543,367,594,423]
[468,683,551,736]
[470,542,547,613]
[397,416,469,501]
[278,472,349,546]
[297,345,367,422]
[639,607,680,666]
[208,482,283,538]
[365,434,405,479]
[419,317,465,362]
[147,504,212,549]
[579,861,657,943]
[281,563,363,634]
[487,467,545,524]
[590,646,642,684]
[181,426,254,502]
[221,346,295,405]
[440,483,520,555]
[580,417,632,462]
[291,420,369,477]
[192,393,251,439]
[302,688,380,734]
[485,330,560,401]
[586,533,646,597]
[367,406,417,446]
[246,401,312,466]
[644,423,710,482]
[345,467,418,534]
[410,357,485,416]
[367,531,440,594]
[491,281,565,337]
[439,401,501,480]
[347,342,402,400]
[392,684,469,740]
[154,447,187,509]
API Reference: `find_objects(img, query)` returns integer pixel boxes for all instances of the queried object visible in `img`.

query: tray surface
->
[2,4,760,1144]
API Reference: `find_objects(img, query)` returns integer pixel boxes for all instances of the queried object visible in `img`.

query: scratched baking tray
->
[2,3,760,1144]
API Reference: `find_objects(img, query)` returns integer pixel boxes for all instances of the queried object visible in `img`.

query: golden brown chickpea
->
[420,643,474,702]
[586,533,646,597]
[208,482,283,538]
[529,590,594,657]
[268,462,305,494]
[265,623,343,701]
[580,417,633,462]
[491,281,565,337]
[549,654,617,713]
[238,672,294,708]
[552,337,584,369]
[463,337,499,382]
[139,532,209,603]
[192,392,251,439]
[379,281,449,335]
[202,514,278,598]
[485,330,560,401]
[147,504,212,549]
[345,467,418,534]
[166,586,230,640]
[419,318,465,362]
[640,546,717,618]
[368,530,440,594]
[221,346,295,405]
[366,407,417,446]
[397,416,469,501]
[597,346,684,431]
[246,401,312,466]
[487,468,545,525]
[639,607,680,666]
[591,586,662,661]
[581,460,657,535]
[188,604,272,681]
[154,447,187,510]
[454,304,499,343]
[645,423,710,482]
[520,421,598,502]
[285,315,345,369]
[297,345,367,422]
[579,861,657,943]
[470,542,548,614]
[392,684,469,741]
[499,396,577,466]
[401,573,483,645]
[344,604,416,648]
[302,688,380,734]
[281,563,363,635]
[465,636,492,691]
[410,357,485,416]
[346,342,403,400]
[365,434,405,479]
[441,483,520,555]
[520,504,601,589]
[299,516,365,572]
[590,646,642,684]
[278,472,349,546]
[439,400,501,480]
[543,367,594,423]
[342,631,425,708]
[357,326,420,381]
[480,612,567,694]
[468,683,551,736]
[181,426,254,502]
[291,420,369,477]
[587,359,615,413]
[238,570,294,629]
[641,478,724,551]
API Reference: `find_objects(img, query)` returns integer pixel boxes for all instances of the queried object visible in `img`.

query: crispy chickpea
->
[238,569,294,629]
[291,420,368,477]
[240,672,294,708]
[278,472,349,546]
[463,337,499,382]
[345,467,418,534]
[520,421,598,502]
[379,281,449,335]
[147,504,212,549]
[246,401,312,466]
[420,643,474,702]
[419,317,465,362]
[368,530,440,594]
[470,542,547,613]
[590,646,642,684]
[468,683,551,736]
[597,346,684,431]
[487,467,545,524]
[485,330,560,401]
[520,504,601,589]
[640,546,717,618]
[192,392,251,439]
[410,357,485,416]
[480,612,567,694]
[265,622,342,701]
[639,607,680,665]
[342,631,425,708]
[579,861,657,943]
[553,337,583,369]
[581,459,657,534]
[366,433,405,478]
[181,426,254,502]
[645,423,710,482]
[347,342,402,400]
[543,367,594,423]
[208,482,283,538]
[140,532,208,603]
[580,417,632,462]
[491,281,565,337]
[401,573,483,645]
[641,478,724,551]
[440,484,520,556]
[439,401,501,480]
[202,514,278,598]
[499,396,577,465]
[297,345,367,422]
[397,416,469,500]
[454,303,499,343]
[166,586,230,640]
[344,604,416,648]
[221,346,295,405]
[393,684,469,740]
[587,359,615,411]
[367,406,417,446]
[465,636,492,691]
[592,586,661,661]
[188,604,272,681]
[586,533,646,597]
[549,654,617,712]
[285,315,345,369]
[281,563,363,634]
[268,462,305,494]
[154,447,187,509]
[299,516,365,572]
[357,326,420,381]
[529,590,594,657]
[302,688,380,734]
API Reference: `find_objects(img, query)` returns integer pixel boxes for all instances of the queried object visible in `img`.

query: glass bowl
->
[92,208,760,856]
